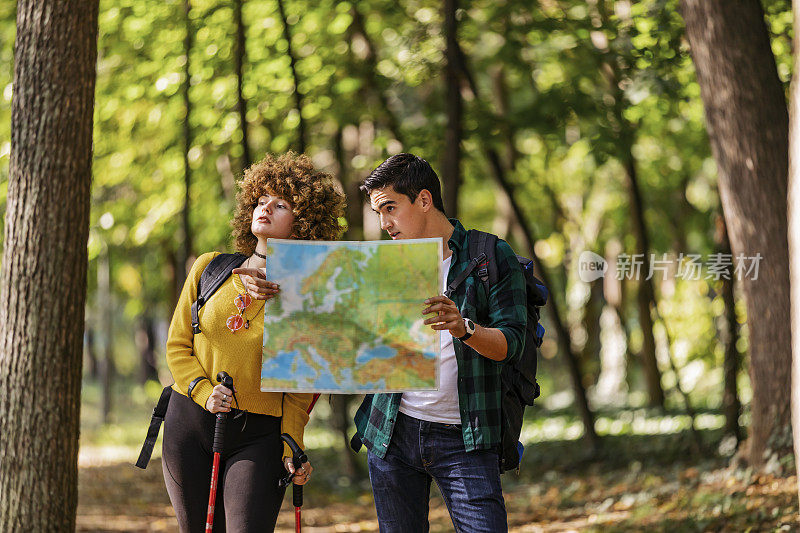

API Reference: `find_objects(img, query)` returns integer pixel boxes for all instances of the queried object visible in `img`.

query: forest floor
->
[77,423,799,532]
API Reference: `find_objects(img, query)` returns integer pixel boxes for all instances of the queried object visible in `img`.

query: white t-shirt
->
[398,255,462,424]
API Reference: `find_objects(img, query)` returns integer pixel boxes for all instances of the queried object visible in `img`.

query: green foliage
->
[2,3,794,527]
[0,1,793,411]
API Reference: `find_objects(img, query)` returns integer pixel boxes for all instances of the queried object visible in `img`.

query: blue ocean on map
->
[312,373,340,389]
[355,379,388,391]
[354,345,396,365]
[261,349,389,391]
[261,349,317,383]
[267,241,334,279]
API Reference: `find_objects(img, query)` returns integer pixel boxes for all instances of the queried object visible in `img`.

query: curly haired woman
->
[162,152,346,532]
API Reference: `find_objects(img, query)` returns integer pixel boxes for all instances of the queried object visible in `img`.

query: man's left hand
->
[423,295,466,338]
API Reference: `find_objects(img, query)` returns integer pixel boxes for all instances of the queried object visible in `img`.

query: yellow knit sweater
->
[166,252,313,458]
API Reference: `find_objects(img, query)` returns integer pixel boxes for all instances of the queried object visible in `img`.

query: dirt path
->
[77,457,798,532]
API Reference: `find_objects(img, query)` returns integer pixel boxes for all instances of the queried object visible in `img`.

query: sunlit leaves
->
[0,0,793,395]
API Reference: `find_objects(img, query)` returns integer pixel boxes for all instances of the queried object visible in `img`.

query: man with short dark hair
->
[351,153,527,532]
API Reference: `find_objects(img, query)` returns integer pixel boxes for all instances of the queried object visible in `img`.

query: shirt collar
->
[447,218,467,252]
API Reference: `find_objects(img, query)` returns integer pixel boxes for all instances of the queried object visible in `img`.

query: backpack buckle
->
[475,253,489,281]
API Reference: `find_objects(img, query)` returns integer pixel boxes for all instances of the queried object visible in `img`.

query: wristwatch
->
[457,318,475,341]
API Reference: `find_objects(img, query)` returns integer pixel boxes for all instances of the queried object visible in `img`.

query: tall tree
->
[84,326,99,380]
[276,0,306,153]
[180,0,194,290]
[789,0,800,506]
[97,247,114,423]
[489,152,601,451]
[136,314,159,384]
[330,125,365,480]
[588,0,665,408]
[624,159,666,408]
[452,34,600,449]
[681,0,792,467]
[715,214,742,443]
[441,0,463,217]
[234,0,251,170]
[348,4,404,147]
[0,0,98,528]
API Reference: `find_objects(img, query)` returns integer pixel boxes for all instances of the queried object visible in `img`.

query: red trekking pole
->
[279,393,320,533]
[205,371,234,532]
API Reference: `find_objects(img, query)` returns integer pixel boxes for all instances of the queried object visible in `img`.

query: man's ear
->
[416,189,434,212]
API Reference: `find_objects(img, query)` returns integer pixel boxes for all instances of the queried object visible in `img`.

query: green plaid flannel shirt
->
[353,219,528,457]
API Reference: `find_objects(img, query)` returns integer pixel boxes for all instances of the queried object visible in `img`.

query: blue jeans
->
[367,411,507,533]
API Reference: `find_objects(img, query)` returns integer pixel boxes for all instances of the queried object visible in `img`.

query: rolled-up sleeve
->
[487,240,527,364]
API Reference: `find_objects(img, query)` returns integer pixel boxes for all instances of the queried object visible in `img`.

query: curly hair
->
[231,152,346,253]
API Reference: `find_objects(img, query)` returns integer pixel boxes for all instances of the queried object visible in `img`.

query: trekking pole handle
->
[280,433,307,463]
[217,371,234,391]
[278,434,307,487]
[278,472,304,507]
[212,372,234,454]
[293,478,303,508]
[278,433,307,508]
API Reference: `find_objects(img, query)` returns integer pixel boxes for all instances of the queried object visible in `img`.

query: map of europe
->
[260,238,441,393]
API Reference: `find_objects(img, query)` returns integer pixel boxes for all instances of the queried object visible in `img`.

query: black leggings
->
[162,391,287,532]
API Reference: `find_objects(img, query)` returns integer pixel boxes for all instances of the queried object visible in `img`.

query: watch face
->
[465,319,475,334]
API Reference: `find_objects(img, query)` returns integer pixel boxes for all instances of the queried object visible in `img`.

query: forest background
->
[1,0,799,531]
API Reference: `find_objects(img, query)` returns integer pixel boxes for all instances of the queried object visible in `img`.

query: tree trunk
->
[489,67,526,246]
[486,152,600,451]
[329,395,363,479]
[585,0,665,409]
[164,243,180,311]
[332,127,365,479]
[0,0,98,528]
[234,0,251,170]
[623,159,666,409]
[595,305,628,401]
[715,214,742,443]
[136,314,159,384]
[98,248,114,423]
[597,241,630,400]
[180,0,193,291]
[348,5,404,146]
[441,0,462,218]
[788,0,800,505]
[450,42,599,449]
[491,66,519,170]
[216,154,236,201]
[337,126,363,241]
[580,279,604,387]
[276,0,306,153]
[681,0,792,467]
[84,325,99,380]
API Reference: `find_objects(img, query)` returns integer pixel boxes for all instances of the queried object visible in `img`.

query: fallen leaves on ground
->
[77,444,798,532]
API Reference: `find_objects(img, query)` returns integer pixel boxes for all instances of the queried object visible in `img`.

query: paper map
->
[260,238,441,393]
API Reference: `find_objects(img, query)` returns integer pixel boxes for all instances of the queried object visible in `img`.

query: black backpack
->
[447,230,547,474]
[135,253,247,469]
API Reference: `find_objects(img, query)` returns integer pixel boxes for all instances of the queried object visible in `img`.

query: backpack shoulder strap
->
[467,229,499,290]
[191,253,248,334]
[134,385,173,469]
[444,230,500,298]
